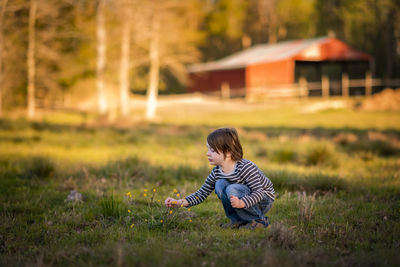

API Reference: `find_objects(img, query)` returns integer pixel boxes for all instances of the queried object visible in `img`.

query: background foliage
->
[1,0,399,110]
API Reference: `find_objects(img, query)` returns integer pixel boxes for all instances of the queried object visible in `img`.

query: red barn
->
[187,37,372,97]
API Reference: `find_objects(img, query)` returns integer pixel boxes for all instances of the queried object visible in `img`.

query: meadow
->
[1,99,400,266]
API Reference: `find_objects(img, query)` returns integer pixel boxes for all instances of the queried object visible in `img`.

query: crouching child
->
[165,127,275,229]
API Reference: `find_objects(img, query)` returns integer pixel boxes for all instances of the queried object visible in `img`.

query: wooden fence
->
[220,75,400,101]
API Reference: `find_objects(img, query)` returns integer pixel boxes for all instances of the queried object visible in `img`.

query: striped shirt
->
[185,159,275,208]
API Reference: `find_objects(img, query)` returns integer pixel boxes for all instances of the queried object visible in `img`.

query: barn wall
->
[245,59,295,87]
[187,68,245,93]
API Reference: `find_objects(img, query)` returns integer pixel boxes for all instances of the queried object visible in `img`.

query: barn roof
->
[188,36,371,73]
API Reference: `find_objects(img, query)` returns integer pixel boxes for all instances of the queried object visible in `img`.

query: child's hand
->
[165,197,189,208]
[164,197,178,207]
[230,196,245,208]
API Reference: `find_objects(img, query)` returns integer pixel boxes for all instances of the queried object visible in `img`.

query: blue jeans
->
[215,179,273,224]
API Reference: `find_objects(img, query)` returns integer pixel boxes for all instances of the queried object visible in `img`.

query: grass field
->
[1,99,400,266]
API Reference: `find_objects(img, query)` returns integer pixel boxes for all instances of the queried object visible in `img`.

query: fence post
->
[342,72,349,98]
[299,77,308,97]
[365,72,372,97]
[221,82,230,99]
[322,75,329,98]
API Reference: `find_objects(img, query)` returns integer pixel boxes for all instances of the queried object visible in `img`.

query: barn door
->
[321,63,342,96]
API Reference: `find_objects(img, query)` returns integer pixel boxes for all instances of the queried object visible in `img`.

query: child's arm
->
[164,197,189,208]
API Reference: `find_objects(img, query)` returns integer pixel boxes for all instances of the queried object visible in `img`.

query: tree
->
[96,0,107,114]
[316,0,400,79]
[27,0,37,118]
[145,8,160,120]
[142,0,202,120]
[0,0,8,117]
[200,0,247,61]
[118,0,131,117]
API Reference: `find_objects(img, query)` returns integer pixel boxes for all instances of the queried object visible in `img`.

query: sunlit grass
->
[160,103,400,130]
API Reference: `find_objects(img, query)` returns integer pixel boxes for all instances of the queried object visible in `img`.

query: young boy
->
[165,127,275,229]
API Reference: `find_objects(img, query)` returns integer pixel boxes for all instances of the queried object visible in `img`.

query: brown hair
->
[207,128,243,161]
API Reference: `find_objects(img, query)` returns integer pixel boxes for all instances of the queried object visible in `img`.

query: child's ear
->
[225,151,232,159]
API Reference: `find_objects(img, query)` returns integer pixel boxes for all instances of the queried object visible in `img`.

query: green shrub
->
[270,149,296,163]
[348,140,398,157]
[99,195,126,218]
[268,170,346,194]
[255,147,268,158]
[22,156,55,179]
[305,145,334,166]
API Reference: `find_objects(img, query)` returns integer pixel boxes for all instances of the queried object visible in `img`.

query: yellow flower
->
[153,188,156,192]
[188,208,191,212]
[130,224,134,228]
[126,192,131,197]
[176,193,180,197]
[172,201,177,204]
[169,210,173,214]
[157,200,161,203]
[144,189,148,192]
[143,193,147,197]
[160,220,163,223]
[128,209,131,213]
[189,219,192,222]
[173,189,177,193]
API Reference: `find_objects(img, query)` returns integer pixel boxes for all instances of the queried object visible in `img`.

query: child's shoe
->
[239,217,270,229]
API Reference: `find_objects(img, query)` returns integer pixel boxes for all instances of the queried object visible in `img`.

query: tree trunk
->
[145,14,160,120]
[385,9,395,80]
[0,0,8,117]
[119,1,131,117]
[96,0,107,114]
[27,0,37,119]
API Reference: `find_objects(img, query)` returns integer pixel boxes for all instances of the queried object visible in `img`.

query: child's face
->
[206,143,226,166]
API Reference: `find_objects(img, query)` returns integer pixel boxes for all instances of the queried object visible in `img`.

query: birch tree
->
[27,0,37,118]
[119,0,131,117]
[145,8,160,120]
[96,0,108,114]
[143,0,202,120]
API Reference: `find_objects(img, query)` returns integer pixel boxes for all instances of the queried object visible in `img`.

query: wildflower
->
[144,189,148,192]
[176,193,180,197]
[126,192,132,197]
[188,208,191,212]
[128,209,131,213]
[160,220,163,223]
[169,210,173,214]
[157,200,161,203]
[173,189,177,193]
[153,188,156,192]
[144,193,147,197]
[172,200,177,204]
[189,219,192,222]
[130,224,134,228]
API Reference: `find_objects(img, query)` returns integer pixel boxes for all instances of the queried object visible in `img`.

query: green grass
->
[1,104,400,266]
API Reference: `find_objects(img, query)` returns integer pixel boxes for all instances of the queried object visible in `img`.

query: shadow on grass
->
[2,117,400,137]
[1,154,398,201]
[2,118,399,158]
